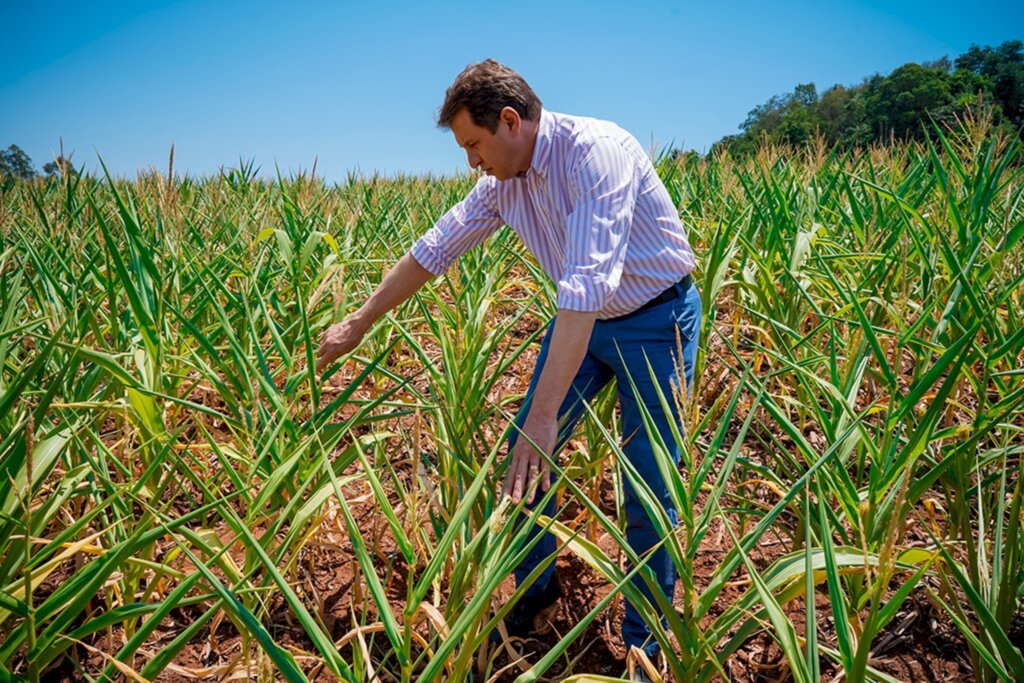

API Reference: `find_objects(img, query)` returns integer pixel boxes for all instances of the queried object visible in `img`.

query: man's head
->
[438,59,542,180]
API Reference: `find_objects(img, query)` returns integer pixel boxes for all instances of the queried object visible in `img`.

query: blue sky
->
[2,1,1021,180]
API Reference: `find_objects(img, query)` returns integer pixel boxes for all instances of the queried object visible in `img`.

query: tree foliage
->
[712,40,1023,155]
[0,145,37,180]
[43,155,78,178]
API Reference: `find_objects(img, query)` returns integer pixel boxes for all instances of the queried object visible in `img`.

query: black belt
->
[605,274,693,322]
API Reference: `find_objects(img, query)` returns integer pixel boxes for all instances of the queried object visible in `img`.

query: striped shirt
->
[411,109,696,319]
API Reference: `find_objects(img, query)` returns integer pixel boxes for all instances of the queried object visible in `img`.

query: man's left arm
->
[503,309,597,505]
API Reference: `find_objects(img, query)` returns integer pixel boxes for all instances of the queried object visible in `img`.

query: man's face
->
[450,107,523,180]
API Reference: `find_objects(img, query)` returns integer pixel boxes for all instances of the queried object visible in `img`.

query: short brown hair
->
[437,59,542,132]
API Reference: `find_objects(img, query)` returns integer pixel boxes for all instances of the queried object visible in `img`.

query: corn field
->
[1,113,1023,682]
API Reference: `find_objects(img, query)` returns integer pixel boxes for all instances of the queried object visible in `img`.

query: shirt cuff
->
[410,238,451,276]
[556,272,614,312]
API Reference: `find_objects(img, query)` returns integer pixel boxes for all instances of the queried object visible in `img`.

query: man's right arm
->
[315,252,433,373]
[317,174,502,373]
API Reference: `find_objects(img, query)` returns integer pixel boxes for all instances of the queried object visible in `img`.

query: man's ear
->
[500,106,522,134]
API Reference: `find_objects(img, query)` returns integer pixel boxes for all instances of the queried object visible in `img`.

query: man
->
[317,59,700,674]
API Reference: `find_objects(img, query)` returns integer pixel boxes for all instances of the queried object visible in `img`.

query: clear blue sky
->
[2,0,1021,180]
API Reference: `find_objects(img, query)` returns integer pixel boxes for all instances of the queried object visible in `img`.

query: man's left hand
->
[502,416,557,505]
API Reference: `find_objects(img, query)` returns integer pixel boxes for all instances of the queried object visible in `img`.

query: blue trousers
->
[510,281,702,657]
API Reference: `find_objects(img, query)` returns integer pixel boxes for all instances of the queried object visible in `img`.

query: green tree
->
[0,145,37,180]
[43,156,77,178]
[955,40,1024,127]
[738,83,825,146]
[863,63,954,141]
[818,84,871,146]
[776,83,824,145]
[741,93,789,136]
[709,132,756,157]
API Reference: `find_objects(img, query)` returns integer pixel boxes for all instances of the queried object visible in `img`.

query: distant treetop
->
[0,145,37,181]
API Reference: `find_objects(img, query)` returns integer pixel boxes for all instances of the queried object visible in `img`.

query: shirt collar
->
[525,109,553,181]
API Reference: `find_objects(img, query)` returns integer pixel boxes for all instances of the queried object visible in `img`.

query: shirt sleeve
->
[410,175,504,275]
[557,139,638,312]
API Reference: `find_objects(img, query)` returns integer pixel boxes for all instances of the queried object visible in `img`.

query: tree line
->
[709,40,1023,155]
[0,145,77,181]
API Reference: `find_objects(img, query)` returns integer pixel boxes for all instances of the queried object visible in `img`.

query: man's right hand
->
[316,316,368,373]
[313,252,435,375]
